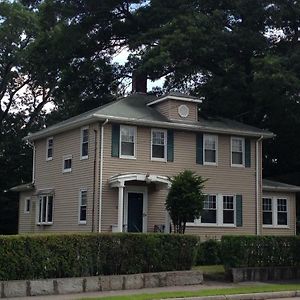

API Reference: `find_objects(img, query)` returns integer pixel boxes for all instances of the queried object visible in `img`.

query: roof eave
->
[147,95,203,106]
[263,186,300,193]
[10,183,34,192]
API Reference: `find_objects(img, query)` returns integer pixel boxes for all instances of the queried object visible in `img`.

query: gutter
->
[98,118,109,232]
[256,135,264,235]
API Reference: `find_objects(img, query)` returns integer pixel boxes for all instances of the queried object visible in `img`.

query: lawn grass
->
[81,284,300,300]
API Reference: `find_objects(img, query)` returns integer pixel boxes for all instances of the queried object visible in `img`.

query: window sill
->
[203,162,218,166]
[63,169,72,173]
[119,155,136,160]
[80,156,89,160]
[186,223,236,228]
[151,157,167,162]
[263,225,289,229]
[231,164,245,168]
[37,222,53,226]
[79,221,87,225]
[46,157,53,161]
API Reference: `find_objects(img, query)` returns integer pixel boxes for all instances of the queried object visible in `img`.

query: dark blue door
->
[127,192,143,232]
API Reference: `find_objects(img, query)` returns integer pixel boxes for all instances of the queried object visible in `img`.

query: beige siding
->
[101,124,259,239]
[154,100,198,122]
[29,123,100,233]
[18,191,35,233]
[261,191,296,236]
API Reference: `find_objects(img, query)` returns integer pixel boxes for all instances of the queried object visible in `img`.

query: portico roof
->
[109,173,171,188]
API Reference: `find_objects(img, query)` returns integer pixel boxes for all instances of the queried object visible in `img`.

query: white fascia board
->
[147,95,203,106]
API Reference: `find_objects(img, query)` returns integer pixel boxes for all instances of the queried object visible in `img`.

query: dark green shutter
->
[245,138,251,168]
[196,133,203,164]
[167,129,174,162]
[236,195,243,227]
[111,124,120,157]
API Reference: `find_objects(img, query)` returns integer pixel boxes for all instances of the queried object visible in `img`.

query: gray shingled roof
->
[26,92,274,141]
[263,179,300,192]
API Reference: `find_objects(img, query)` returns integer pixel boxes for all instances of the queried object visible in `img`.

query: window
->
[38,195,53,225]
[79,189,87,224]
[63,155,72,173]
[231,137,245,166]
[120,125,136,158]
[223,196,235,224]
[262,197,288,227]
[201,195,217,224]
[81,127,89,159]
[277,198,287,225]
[262,198,272,225]
[46,137,53,160]
[188,194,238,227]
[204,135,217,165]
[24,198,31,213]
[151,129,167,161]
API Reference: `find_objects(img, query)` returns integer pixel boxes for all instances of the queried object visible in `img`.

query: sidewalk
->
[8,281,286,300]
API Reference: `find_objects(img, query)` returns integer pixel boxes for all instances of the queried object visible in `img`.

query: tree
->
[166,170,206,234]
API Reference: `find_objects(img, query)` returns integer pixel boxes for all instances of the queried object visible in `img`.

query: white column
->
[117,182,125,232]
[164,183,172,233]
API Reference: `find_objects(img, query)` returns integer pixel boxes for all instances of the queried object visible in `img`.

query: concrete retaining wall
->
[231,266,300,283]
[0,270,203,298]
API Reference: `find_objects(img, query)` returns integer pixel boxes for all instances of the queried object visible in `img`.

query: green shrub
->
[0,233,198,280]
[221,236,300,270]
[196,239,222,265]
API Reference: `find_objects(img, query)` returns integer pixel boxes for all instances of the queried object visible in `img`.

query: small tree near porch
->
[166,170,206,234]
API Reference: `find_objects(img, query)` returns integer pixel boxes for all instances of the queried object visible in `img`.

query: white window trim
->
[151,128,167,162]
[80,126,89,160]
[231,137,245,167]
[78,188,87,225]
[203,134,218,166]
[262,196,289,228]
[62,154,72,173]
[187,194,236,227]
[119,125,137,159]
[46,137,53,161]
[24,197,31,214]
[37,194,53,225]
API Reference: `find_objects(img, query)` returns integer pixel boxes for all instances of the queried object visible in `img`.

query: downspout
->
[98,119,109,232]
[27,140,36,185]
[91,129,98,233]
[256,136,263,235]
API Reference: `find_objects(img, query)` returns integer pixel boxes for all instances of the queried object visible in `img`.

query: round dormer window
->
[178,104,189,118]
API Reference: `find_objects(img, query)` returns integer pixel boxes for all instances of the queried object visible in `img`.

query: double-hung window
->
[231,137,245,166]
[151,129,167,161]
[223,196,235,224]
[79,189,87,224]
[201,195,217,224]
[81,127,89,159]
[203,134,217,165]
[120,125,136,158]
[262,197,288,227]
[63,155,72,173]
[38,195,53,225]
[46,137,53,160]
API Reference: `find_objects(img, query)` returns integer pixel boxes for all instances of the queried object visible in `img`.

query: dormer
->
[147,92,202,122]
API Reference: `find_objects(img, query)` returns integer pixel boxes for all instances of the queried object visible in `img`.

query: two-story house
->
[12,80,300,238]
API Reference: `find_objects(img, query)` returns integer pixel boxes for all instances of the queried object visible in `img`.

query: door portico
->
[109,173,171,233]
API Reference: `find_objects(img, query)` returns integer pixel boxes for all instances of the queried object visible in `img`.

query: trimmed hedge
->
[196,239,222,265]
[222,236,300,269]
[0,233,198,281]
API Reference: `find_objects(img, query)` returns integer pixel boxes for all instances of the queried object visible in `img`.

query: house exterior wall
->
[153,100,198,122]
[18,123,100,234]
[101,123,261,239]
[261,191,296,236]
[18,190,35,233]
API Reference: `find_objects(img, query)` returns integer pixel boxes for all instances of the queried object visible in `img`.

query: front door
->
[127,192,143,232]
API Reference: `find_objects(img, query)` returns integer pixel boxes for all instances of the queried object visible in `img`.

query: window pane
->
[232,139,242,152]
[205,149,216,163]
[47,196,53,222]
[201,210,217,223]
[223,210,234,224]
[121,142,134,156]
[263,198,272,211]
[42,196,47,222]
[64,158,72,169]
[205,136,216,150]
[121,127,134,143]
[39,198,42,223]
[153,131,165,145]
[263,212,272,225]
[278,212,287,225]
[277,199,287,212]
[82,129,89,143]
[232,152,243,165]
[47,148,53,158]
[152,145,165,158]
[82,142,88,157]
[25,199,30,212]
[80,206,87,221]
